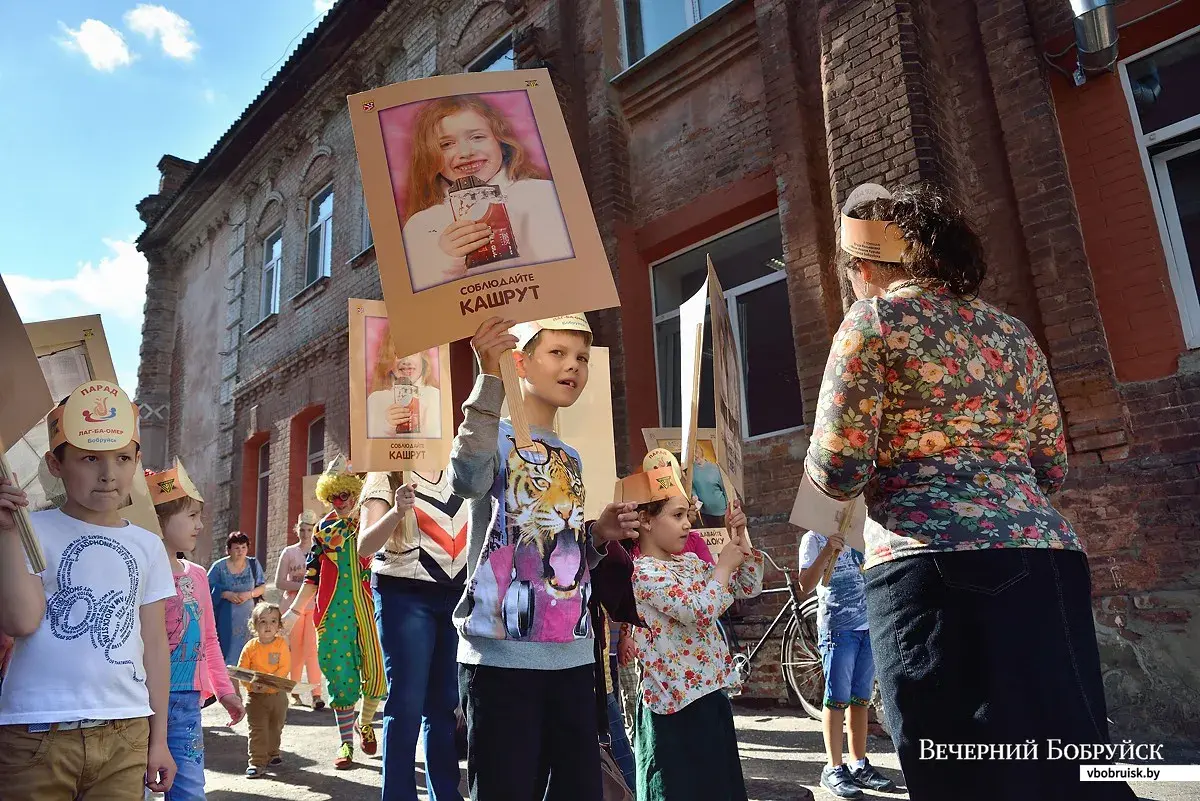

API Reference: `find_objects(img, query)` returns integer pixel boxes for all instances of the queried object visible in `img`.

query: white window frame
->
[621,0,731,67]
[260,228,282,320]
[306,416,326,476]
[306,182,334,285]
[468,32,514,72]
[255,441,270,558]
[359,179,373,251]
[1118,24,1200,349]
[649,210,805,442]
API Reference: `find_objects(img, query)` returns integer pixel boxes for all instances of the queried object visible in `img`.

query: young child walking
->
[449,315,639,801]
[149,459,246,800]
[239,603,292,778]
[798,529,896,799]
[0,381,178,797]
[624,459,762,801]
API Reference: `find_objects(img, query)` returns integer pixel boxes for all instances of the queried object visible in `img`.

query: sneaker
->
[334,742,354,770]
[820,764,864,799]
[358,722,378,755]
[246,766,263,779]
[851,758,897,791]
[268,756,284,767]
[312,697,326,710]
[290,693,304,706]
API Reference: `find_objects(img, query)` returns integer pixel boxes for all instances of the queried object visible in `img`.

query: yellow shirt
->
[237,636,291,694]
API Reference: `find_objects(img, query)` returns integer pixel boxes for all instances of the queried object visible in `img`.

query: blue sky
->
[0,1,338,393]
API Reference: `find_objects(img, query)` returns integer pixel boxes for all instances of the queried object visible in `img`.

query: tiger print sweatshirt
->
[448,374,606,670]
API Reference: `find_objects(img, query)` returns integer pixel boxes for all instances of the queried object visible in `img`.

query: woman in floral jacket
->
[806,183,1134,801]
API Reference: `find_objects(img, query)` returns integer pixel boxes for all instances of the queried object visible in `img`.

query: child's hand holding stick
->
[0,447,44,574]
[471,317,534,448]
[820,505,855,586]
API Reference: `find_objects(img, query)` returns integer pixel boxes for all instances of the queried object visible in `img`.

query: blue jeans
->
[606,692,636,792]
[165,690,205,801]
[818,629,874,709]
[374,577,464,801]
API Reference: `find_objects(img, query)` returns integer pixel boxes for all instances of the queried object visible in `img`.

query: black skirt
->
[635,690,748,801]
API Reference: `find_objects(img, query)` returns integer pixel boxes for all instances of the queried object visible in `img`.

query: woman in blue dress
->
[208,531,267,667]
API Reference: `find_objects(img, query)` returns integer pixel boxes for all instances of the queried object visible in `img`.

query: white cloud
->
[314,0,337,14]
[59,20,134,72]
[7,238,148,393]
[203,88,216,104]
[124,5,198,60]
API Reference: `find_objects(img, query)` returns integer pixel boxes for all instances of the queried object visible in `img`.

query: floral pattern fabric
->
[805,285,1082,569]
[630,550,764,715]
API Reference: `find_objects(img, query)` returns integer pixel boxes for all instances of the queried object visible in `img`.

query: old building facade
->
[136,0,1200,740]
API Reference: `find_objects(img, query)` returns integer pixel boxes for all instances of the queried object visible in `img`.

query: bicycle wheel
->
[780,597,825,720]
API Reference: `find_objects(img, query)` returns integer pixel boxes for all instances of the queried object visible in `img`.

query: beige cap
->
[510,313,592,350]
[47,380,140,452]
[840,183,908,264]
[147,458,204,506]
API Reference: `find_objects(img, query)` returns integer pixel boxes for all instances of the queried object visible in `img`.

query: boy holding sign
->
[449,315,638,801]
[0,381,177,797]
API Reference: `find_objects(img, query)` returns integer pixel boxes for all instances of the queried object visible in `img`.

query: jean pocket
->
[113,717,150,750]
[0,725,52,772]
[933,549,1029,596]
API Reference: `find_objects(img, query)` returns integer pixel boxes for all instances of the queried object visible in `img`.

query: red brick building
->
[136,0,1200,739]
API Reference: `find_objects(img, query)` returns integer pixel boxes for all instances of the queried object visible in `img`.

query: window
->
[1121,29,1200,347]
[255,441,270,559]
[652,214,804,439]
[359,179,373,251]
[469,35,514,72]
[306,183,334,285]
[260,229,282,319]
[306,416,326,476]
[622,0,734,64]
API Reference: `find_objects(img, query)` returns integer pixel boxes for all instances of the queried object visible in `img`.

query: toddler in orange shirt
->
[238,603,291,778]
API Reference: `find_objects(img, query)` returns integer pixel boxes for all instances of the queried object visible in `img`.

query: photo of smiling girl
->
[364,318,442,439]
[395,92,574,292]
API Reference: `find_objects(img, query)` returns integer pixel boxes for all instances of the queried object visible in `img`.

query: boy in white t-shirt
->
[0,381,177,798]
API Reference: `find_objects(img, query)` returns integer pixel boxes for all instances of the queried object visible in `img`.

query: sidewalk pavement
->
[192,699,1191,800]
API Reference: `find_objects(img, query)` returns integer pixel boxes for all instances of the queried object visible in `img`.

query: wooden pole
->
[0,443,45,574]
[498,350,534,449]
[820,503,855,587]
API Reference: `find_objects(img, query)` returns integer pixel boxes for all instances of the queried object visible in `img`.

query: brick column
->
[135,247,178,470]
[214,199,249,557]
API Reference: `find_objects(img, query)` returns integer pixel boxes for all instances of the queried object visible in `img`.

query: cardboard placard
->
[553,346,617,521]
[642,427,731,527]
[695,527,731,557]
[678,278,707,494]
[789,472,867,555]
[0,278,53,450]
[3,315,161,536]
[349,299,455,473]
[706,258,745,501]
[347,68,620,359]
[302,474,331,520]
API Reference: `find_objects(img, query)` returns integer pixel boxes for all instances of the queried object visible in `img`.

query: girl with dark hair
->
[208,531,266,667]
[806,182,1134,800]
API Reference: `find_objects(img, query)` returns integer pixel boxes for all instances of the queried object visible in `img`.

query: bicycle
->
[724,550,826,720]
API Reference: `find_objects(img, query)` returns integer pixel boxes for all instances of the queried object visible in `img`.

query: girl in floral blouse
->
[626,486,762,801]
[807,182,1134,801]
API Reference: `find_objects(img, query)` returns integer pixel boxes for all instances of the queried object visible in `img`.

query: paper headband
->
[47,380,140,452]
[146,459,204,506]
[511,313,592,350]
[613,448,689,506]
[840,182,908,264]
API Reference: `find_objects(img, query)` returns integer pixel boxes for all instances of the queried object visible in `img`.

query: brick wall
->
[137,0,1200,735]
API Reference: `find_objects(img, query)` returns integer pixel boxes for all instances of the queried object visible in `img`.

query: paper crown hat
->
[511,314,592,351]
[840,182,908,264]
[614,448,689,506]
[297,509,320,527]
[47,380,140,452]
[315,453,363,504]
[146,459,204,507]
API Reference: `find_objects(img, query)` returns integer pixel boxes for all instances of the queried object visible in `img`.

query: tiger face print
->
[505,441,587,595]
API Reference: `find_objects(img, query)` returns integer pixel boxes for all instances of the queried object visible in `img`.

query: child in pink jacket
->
[150,463,245,800]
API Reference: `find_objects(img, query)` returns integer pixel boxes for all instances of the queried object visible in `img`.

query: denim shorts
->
[818,628,875,709]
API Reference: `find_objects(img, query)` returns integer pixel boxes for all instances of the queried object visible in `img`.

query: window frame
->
[467,32,514,72]
[305,182,335,286]
[621,0,732,68]
[359,178,373,252]
[259,227,282,320]
[649,210,805,442]
[306,416,326,477]
[255,441,270,559]
[1118,25,1200,349]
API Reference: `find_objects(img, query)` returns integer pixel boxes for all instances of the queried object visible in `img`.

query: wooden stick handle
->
[498,351,534,449]
[820,504,855,587]
[400,470,417,543]
[0,448,45,574]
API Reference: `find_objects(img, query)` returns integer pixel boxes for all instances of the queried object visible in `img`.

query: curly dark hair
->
[842,183,987,297]
[226,531,250,550]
